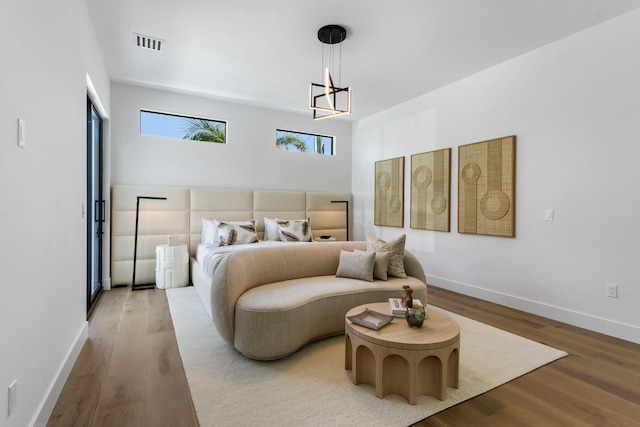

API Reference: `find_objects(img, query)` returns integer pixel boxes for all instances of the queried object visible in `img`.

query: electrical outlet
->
[605,283,618,298]
[8,380,17,416]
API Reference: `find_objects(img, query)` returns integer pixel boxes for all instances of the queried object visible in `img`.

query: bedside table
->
[155,244,189,289]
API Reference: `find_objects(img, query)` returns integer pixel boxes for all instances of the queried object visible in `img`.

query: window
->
[276,129,334,155]
[140,110,226,143]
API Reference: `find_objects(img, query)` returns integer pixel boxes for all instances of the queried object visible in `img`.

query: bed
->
[110,185,350,287]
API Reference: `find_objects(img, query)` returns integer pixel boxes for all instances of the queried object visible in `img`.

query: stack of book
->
[388,298,423,316]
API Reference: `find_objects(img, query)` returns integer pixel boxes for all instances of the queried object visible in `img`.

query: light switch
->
[18,119,25,148]
[545,209,554,221]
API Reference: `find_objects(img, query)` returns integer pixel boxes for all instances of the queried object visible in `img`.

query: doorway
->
[87,96,104,315]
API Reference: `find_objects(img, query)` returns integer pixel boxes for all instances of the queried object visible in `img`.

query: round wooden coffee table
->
[344,302,460,404]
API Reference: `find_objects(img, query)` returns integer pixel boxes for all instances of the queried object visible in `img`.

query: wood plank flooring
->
[47,285,640,426]
[417,287,640,427]
[47,287,198,427]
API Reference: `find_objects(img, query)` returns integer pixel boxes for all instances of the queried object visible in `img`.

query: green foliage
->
[315,135,324,154]
[182,119,226,143]
[276,135,308,152]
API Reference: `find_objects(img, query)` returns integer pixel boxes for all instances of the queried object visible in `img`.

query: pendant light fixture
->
[309,25,352,120]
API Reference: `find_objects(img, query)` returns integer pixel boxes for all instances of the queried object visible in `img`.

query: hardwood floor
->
[417,287,640,427]
[47,285,640,426]
[47,287,198,427]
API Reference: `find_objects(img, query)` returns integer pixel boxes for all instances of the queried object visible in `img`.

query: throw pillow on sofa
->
[354,249,390,281]
[336,250,376,282]
[366,234,407,278]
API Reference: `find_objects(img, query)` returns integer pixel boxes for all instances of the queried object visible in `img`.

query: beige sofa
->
[196,241,427,360]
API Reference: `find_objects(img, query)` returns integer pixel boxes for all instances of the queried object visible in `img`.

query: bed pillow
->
[263,217,279,241]
[216,220,259,246]
[277,218,312,242]
[335,250,375,282]
[366,234,407,278]
[355,249,390,281]
[201,218,219,244]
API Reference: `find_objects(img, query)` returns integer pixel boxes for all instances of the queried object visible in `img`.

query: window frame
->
[140,109,227,144]
[275,128,335,156]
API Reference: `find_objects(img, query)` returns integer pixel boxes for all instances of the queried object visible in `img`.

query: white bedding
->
[195,241,311,278]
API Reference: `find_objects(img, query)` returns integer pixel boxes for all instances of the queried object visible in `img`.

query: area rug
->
[166,287,567,426]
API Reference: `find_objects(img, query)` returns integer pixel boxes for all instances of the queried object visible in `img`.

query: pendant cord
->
[339,42,342,87]
[321,42,324,78]
[319,28,345,85]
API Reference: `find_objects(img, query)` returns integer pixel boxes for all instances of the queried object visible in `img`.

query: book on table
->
[388,298,423,316]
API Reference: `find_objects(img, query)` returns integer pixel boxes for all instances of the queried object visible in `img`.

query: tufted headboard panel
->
[111,185,350,287]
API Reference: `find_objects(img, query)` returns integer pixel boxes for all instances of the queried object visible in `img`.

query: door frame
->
[87,96,104,315]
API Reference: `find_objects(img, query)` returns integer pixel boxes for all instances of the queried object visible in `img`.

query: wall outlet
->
[8,380,17,416]
[605,283,618,298]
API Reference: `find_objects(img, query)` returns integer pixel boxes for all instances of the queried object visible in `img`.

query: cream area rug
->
[166,287,567,427]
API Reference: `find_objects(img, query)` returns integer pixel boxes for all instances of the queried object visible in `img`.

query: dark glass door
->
[87,97,104,314]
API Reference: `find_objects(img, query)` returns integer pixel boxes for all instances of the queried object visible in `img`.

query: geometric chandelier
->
[309,25,352,120]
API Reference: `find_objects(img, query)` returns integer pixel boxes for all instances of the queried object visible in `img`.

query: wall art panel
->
[374,157,405,227]
[410,148,451,232]
[458,136,515,237]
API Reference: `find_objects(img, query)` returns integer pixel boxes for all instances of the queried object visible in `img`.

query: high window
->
[140,110,226,143]
[276,129,334,155]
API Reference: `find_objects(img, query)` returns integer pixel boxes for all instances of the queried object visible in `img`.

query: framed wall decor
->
[410,148,451,232]
[374,157,405,227]
[458,135,516,237]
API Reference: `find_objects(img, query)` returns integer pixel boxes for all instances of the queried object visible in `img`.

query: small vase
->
[405,305,426,327]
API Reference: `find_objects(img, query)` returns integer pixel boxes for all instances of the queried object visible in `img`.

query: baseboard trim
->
[31,321,88,427]
[427,274,640,345]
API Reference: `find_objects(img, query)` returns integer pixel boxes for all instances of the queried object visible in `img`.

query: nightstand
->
[155,244,189,289]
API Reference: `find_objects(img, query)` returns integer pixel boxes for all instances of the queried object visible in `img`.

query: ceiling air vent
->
[133,33,164,52]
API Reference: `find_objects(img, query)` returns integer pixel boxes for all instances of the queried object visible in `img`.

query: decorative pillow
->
[216,220,259,246]
[366,234,407,278]
[335,250,375,282]
[355,249,390,281]
[277,218,312,242]
[263,217,279,241]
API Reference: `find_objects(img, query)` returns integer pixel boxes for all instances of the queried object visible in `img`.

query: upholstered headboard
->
[110,185,350,286]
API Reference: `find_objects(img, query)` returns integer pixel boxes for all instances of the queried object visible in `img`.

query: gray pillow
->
[336,250,375,282]
[366,234,407,278]
[355,249,390,281]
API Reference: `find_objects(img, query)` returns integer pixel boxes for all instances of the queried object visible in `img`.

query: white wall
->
[0,0,110,425]
[111,83,352,193]
[352,9,640,344]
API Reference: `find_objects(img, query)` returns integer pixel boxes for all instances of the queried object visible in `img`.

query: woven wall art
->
[458,136,515,237]
[374,157,405,227]
[410,148,451,232]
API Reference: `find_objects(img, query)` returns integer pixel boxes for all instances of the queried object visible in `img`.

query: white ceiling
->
[86,0,640,121]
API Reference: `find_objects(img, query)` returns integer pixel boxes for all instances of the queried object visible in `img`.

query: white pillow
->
[277,218,312,242]
[201,218,219,244]
[263,217,279,241]
[217,219,259,246]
